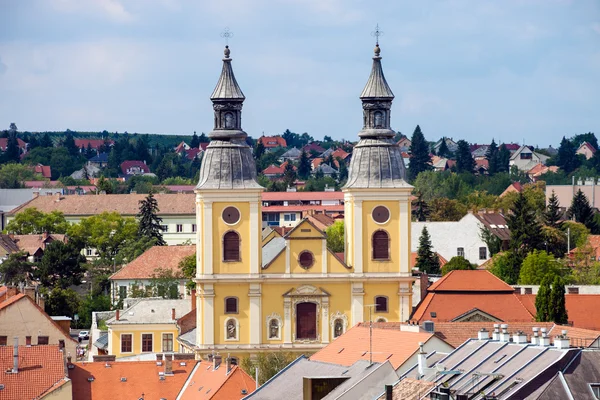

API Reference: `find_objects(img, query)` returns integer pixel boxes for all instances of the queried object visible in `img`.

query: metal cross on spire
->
[220,27,234,45]
[371,24,383,45]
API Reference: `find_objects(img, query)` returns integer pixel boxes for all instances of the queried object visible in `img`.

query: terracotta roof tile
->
[0,345,67,400]
[178,362,255,400]
[305,214,335,231]
[258,136,286,148]
[10,234,66,256]
[432,322,555,347]
[427,270,514,292]
[110,245,195,280]
[69,360,196,400]
[74,139,112,149]
[120,160,150,175]
[410,251,447,270]
[310,325,435,369]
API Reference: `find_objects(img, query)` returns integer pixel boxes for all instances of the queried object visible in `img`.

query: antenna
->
[364,304,378,366]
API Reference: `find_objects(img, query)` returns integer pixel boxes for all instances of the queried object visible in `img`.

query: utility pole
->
[364,304,377,366]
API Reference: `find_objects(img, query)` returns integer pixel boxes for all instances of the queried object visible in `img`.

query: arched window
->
[223,231,240,262]
[374,111,384,128]
[225,297,238,314]
[372,230,390,260]
[376,317,388,323]
[375,296,388,313]
[224,112,235,129]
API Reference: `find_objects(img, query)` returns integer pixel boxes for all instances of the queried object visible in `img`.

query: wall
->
[411,214,489,266]
[108,323,181,358]
[0,297,78,357]
[395,336,455,376]
[546,184,600,209]
[41,380,72,400]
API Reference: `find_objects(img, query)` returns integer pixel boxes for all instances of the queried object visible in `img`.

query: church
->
[192,42,414,361]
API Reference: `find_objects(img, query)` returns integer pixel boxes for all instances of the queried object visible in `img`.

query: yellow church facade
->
[192,43,413,360]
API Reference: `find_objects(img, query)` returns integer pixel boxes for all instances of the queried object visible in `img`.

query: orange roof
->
[11,234,66,256]
[310,325,436,369]
[110,245,195,280]
[516,293,600,330]
[331,148,349,159]
[69,360,196,400]
[432,322,555,347]
[427,270,514,292]
[569,235,600,260]
[178,361,255,400]
[262,164,286,175]
[0,292,26,311]
[34,164,52,179]
[305,214,335,231]
[499,182,523,197]
[258,136,287,148]
[410,251,447,270]
[0,345,68,400]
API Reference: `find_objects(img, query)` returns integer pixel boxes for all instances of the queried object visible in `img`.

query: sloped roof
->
[120,160,150,174]
[210,47,245,100]
[107,298,191,325]
[11,234,66,255]
[0,137,27,150]
[427,270,515,292]
[89,152,109,162]
[0,234,20,253]
[306,214,335,231]
[178,361,255,400]
[0,345,68,400]
[261,191,343,201]
[410,251,447,270]
[74,139,112,149]
[376,378,435,400]
[360,45,394,99]
[69,360,196,400]
[262,164,286,175]
[431,322,555,348]
[517,294,600,330]
[281,147,302,158]
[302,142,325,153]
[110,245,195,280]
[258,136,286,148]
[472,211,510,241]
[34,164,52,178]
[310,325,435,369]
[262,236,286,269]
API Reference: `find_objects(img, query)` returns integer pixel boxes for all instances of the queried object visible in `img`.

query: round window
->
[372,206,390,224]
[298,251,314,269]
[222,207,241,225]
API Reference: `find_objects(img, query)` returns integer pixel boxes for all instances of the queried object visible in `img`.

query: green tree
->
[147,268,181,299]
[5,208,69,234]
[556,136,580,174]
[325,221,344,253]
[408,125,432,181]
[441,256,475,275]
[412,192,429,222]
[429,198,468,221]
[0,163,41,188]
[415,227,440,274]
[518,250,561,285]
[2,133,21,163]
[437,137,451,158]
[95,176,113,194]
[190,132,200,148]
[455,140,475,173]
[40,133,54,148]
[507,191,543,263]
[571,132,598,152]
[253,139,266,161]
[535,277,551,322]
[480,227,502,257]
[62,131,79,157]
[549,276,568,324]
[283,162,297,188]
[44,287,81,319]
[113,236,157,266]
[241,352,301,385]
[37,241,86,289]
[297,150,311,179]
[0,252,32,285]
[568,189,598,233]
[137,192,166,246]
[544,190,562,228]
[485,139,499,175]
[78,294,111,329]
[178,254,196,293]
[497,144,511,173]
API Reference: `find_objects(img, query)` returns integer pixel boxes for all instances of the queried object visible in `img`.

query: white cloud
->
[49,0,134,23]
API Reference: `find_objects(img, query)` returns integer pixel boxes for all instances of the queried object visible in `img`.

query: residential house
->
[69,354,196,400]
[315,163,338,177]
[401,151,410,168]
[500,181,523,197]
[257,136,286,149]
[411,270,536,324]
[547,180,600,208]
[569,234,600,262]
[262,162,290,178]
[0,189,64,230]
[0,292,79,358]
[397,137,411,151]
[87,152,109,168]
[174,141,190,153]
[120,160,151,177]
[0,234,20,259]
[576,141,596,159]
[9,233,67,262]
[0,137,27,154]
[184,147,202,160]
[387,328,580,400]
[33,164,52,179]
[470,144,489,160]
[536,350,600,399]
[74,138,112,153]
[261,191,344,227]
[302,142,325,154]
[430,156,454,172]
[411,211,509,265]
[0,344,72,400]
[279,147,302,161]
[527,163,559,182]
[244,356,399,400]
[70,164,101,179]
[509,145,549,171]
[410,252,447,272]
[109,245,195,302]
[311,157,340,171]
[474,158,489,175]
[310,324,454,375]
[432,137,458,154]
[105,298,191,358]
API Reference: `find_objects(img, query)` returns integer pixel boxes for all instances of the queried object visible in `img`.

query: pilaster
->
[250,202,260,274]
[399,200,410,275]
[398,281,412,322]
[195,195,203,277]
[203,284,215,345]
[285,240,291,275]
[283,298,292,345]
[195,290,203,345]
[203,201,213,275]
[321,297,330,344]
[351,282,364,324]
[354,200,363,273]
[249,283,262,345]
[321,239,328,274]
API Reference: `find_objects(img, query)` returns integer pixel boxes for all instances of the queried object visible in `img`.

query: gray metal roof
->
[210,46,245,100]
[344,138,410,189]
[93,332,108,350]
[195,139,263,190]
[317,163,338,174]
[360,45,394,100]
[178,328,197,348]
[106,299,191,325]
[262,236,285,269]
[281,147,302,158]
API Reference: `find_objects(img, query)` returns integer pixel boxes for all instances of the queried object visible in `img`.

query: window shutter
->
[373,231,389,260]
[223,232,240,261]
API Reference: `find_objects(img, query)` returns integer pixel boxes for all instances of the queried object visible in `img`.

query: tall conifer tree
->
[415,227,440,275]
[535,277,551,322]
[568,189,598,233]
[408,125,432,182]
[544,190,562,228]
[556,136,580,174]
[485,139,499,175]
[549,276,568,324]
[455,140,475,173]
[138,192,166,246]
[497,144,510,173]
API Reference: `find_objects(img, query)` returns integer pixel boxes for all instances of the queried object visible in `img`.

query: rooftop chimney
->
[164,354,173,375]
[532,327,539,345]
[213,354,223,370]
[171,308,176,321]
[492,324,500,341]
[116,310,120,321]
[12,337,18,373]
[226,355,232,374]
[499,324,510,342]
[191,289,197,310]
[555,330,570,350]
[385,384,393,400]
[513,331,528,344]
[539,328,550,346]
[417,342,427,379]
[478,328,490,341]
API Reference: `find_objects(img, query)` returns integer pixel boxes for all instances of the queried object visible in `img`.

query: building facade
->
[192,43,414,360]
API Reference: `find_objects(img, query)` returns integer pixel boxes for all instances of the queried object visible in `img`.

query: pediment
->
[451,308,502,323]
[283,285,331,298]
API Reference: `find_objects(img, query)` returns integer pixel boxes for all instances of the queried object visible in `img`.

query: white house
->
[509,145,549,172]
[411,212,509,266]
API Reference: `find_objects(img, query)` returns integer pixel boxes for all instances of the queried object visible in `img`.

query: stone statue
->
[374,111,384,128]
[334,319,343,338]
[269,319,279,339]
[226,320,236,339]
[224,112,234,129]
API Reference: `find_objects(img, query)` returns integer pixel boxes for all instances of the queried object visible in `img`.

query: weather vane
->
[371,24,383,45]
[220,27,234,45]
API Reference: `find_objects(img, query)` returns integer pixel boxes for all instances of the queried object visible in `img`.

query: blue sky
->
[0,0,599,146]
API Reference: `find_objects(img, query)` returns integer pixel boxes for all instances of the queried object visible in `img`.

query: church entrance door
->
[296,302,317,340]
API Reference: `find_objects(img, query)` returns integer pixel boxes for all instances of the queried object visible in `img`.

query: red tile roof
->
[178,361,255,400]
[258,136,287,148]
[11,234,67,256]
[74,139,112,150]
[310,325,437,369]
[110,245,195,280]
[427,270,515,292]
[120,160,150,175]
[262,164,286,175]
[432,322,555,347]
[0,345,68,400]
[569,235,600,260]
[185,147,202,160]
[302,142,325,153]
[69,360,196,400]
[331,148,349,159]
[0,137,27,150]
[516,294,600,331]
[33,164,52,179]
[410,252,447,270]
